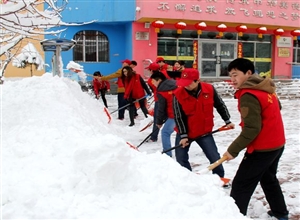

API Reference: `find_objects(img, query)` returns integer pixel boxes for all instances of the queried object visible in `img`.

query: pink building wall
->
[132,23,158,79]
[272,38,293,79]
[133,0,300,79]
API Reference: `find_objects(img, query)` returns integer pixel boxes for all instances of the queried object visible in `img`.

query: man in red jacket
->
[150,71,177,156]
[145,63,161,142]
[173,68,234,177]
[224,58,288,219]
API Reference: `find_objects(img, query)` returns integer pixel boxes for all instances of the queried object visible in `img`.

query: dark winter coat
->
[156,79,177,125]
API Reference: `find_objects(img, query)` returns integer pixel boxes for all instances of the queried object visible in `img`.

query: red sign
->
[237,42,243,58]
[192,41,198,69]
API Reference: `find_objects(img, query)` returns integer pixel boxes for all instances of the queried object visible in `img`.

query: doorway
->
[199,41,236,78]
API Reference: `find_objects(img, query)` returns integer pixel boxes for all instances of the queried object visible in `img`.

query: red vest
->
[235,89,285,153]
[147,78,158,101]
[158,90,175,118]
[124,74,145,99]
[174,82,214,139]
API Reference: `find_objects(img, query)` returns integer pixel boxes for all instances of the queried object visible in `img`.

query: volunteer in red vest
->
[150,71,177,157]
[224,58,288,219]
[99,59,131,120]
[93,71,110,108]
[173,68,234,177]
[145,63,161,142]
[121,66,151,127]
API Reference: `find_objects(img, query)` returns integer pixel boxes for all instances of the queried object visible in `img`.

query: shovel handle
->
[162,125,232,154]
[161,144,182,154]
[217,125,234,132]
[207,155,228,171]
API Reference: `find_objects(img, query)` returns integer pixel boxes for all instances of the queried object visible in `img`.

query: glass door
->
[199,41,236,77]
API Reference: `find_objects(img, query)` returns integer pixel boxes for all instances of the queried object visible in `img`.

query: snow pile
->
[2,74,248,219]
[66,60,87,82]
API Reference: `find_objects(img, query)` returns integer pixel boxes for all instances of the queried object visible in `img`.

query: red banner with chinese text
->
[193,40,198,69]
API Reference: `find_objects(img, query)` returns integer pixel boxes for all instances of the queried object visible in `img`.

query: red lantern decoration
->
[291,29,300,40]
[273,28,284,39]
[174,22,186,34]
[194,22,207,35]
[216,24,227,37]
[151,20,164,33]
[256,27,267,38]
[236,25,247,37]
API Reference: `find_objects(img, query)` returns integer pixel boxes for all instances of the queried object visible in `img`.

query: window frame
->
[73,30,109,63]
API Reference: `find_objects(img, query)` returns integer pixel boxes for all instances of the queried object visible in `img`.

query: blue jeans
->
[161,118,175,157]
[175,133,224,177]
[150,102,160,141]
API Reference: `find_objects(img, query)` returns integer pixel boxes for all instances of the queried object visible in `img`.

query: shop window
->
[239,36,271,75]
[256,43,271,58]
[293,39,300,63]
[178,40,193,56]
[255,62,271,73]
[242,43,254,57]
[166,41,177,56]
[73,30,109,62]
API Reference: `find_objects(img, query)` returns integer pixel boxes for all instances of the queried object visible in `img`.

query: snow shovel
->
[197,155,231,186]
[162,125,233,154]
[127,120,165,150]
[139,120,154,132]
[104,95,148,123]
[127,126,160,150]
[198,155,228,175]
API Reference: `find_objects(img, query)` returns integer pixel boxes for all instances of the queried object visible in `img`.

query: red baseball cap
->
[121,59,131,65]
[177,68,199,87]
[155,57,165,63]
[145,63,160,71]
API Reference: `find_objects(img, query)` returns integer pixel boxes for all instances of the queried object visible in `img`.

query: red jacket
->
[235,89,285,153]
[93,79,110,95]
[124,74,147,99]
[147,78,158,102]
[173,82,214,139]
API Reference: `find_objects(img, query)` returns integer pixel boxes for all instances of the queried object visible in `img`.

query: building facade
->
[134,0,300,79]
[43,0,300,80]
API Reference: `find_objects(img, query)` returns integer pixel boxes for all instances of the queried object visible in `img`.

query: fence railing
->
[212,80,300,99]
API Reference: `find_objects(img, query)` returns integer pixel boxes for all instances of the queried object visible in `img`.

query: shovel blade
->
[126,142,139,150]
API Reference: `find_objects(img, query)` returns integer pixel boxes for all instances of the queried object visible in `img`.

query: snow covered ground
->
[2,74,300,219]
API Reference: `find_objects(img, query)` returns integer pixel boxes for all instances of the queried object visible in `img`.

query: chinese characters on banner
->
[237,42,243,58]
[193,41,198,69]
[156,1,300,22]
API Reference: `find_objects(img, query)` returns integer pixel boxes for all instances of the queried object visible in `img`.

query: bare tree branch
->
[0,0,95,76]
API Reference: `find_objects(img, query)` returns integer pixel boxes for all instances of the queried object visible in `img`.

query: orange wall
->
[2,1,45,78]
[3,38,45,77]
